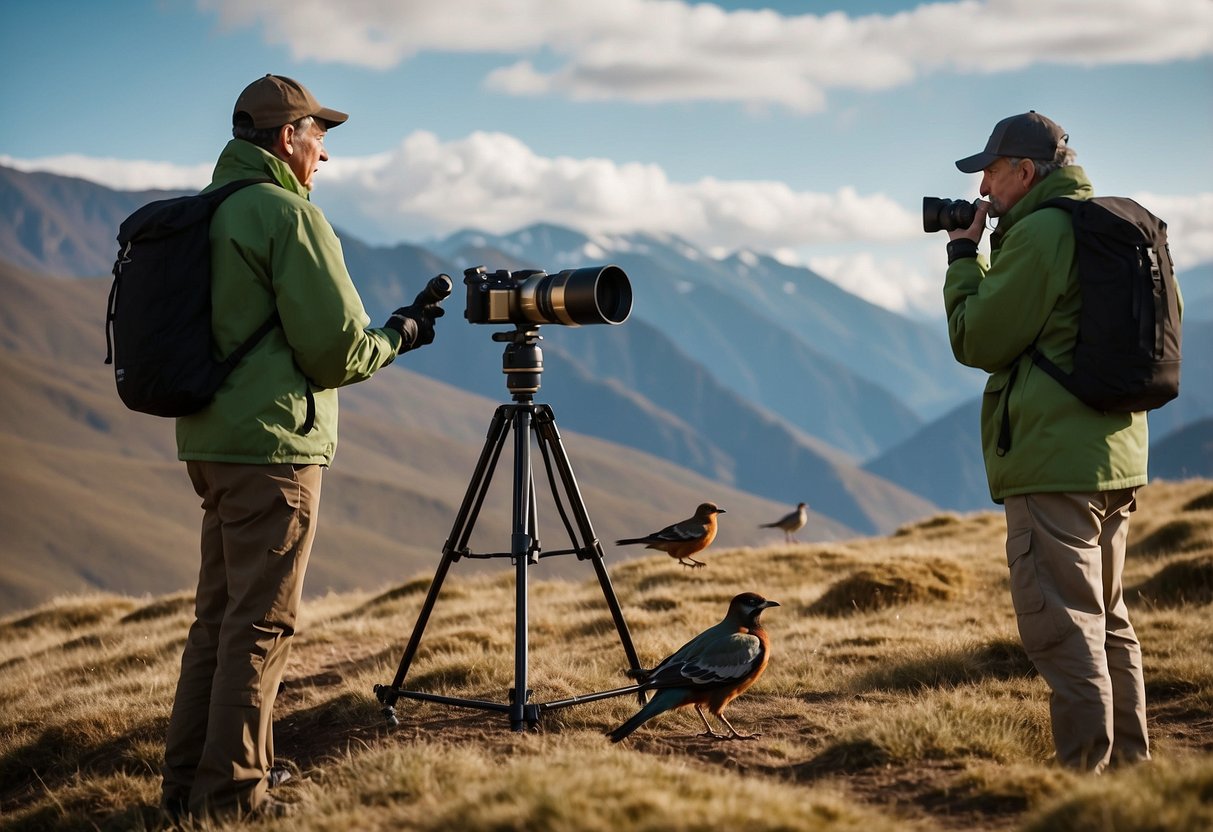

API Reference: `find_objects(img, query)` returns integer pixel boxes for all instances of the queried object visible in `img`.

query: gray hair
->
[232,114,315,151]
[1007,142,1077,183]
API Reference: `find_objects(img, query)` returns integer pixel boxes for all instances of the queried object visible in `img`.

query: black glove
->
[386,302,445,353]
[385,274,452,354]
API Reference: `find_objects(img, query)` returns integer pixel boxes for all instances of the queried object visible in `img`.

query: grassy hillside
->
[2,479,1210,831]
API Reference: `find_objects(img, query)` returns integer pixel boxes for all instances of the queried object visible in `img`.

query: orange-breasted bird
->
[615,502,725,569]
[760,501,808,543]
[607,592,779,742]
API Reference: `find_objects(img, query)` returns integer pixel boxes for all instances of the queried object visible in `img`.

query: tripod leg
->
[510,406,536,731]
[533,406,646,700]
[378,405,514,716]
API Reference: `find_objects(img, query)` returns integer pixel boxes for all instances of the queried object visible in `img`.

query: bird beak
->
[716,508,727,514]
[760,599,780,609]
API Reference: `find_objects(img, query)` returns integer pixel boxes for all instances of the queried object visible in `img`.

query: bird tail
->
[607,706,656,743]
[606,690,673,743]
[615,537,647,546]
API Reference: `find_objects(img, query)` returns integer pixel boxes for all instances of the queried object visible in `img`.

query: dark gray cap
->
[955,111,1067,173]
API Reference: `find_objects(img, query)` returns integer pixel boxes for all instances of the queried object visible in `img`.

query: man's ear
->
[274,123,296,158]
[1019,158,1038,187]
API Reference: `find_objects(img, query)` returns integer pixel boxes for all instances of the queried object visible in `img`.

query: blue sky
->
[2,0,1210,317]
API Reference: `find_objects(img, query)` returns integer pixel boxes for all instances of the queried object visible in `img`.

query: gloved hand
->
[385,302,445,354]
[386,274,452,354]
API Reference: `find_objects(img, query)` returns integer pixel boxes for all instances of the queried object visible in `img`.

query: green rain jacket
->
[943,165,1149,503]
[175,139,402,465]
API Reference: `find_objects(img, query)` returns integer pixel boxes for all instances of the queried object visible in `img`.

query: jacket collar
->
[209,139,310,200]
[992,165,1093,246]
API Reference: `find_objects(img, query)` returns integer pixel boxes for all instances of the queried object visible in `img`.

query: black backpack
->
[1028,196,1182,413]
[104,178,278,417]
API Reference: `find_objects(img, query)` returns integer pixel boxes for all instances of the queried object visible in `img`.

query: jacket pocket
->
[1005,528,1044,615]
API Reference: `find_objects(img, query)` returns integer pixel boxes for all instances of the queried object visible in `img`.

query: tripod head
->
[493,325,544,400]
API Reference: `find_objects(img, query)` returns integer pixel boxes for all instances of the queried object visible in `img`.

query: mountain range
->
[1,260,835,614]
[2,163,1210,611]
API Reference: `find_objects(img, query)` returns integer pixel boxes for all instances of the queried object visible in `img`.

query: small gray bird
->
[759,502,808,543]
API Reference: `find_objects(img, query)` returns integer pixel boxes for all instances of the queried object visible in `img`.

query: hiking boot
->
[252,796,295,819]
[160,796,190,826]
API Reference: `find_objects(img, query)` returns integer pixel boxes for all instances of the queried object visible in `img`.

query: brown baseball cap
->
[955,111,1067,173]
[233,74,349,129]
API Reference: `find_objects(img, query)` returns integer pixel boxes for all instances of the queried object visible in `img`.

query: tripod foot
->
[374,685,401,727]
[511,703,543,732]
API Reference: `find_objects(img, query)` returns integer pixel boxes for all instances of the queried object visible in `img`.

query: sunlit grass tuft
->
[808,558,968,616]
[1131,552,1213,607]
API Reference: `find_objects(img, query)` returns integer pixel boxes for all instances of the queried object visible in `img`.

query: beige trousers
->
[162,461,322,817]
[1003,489,1149,772]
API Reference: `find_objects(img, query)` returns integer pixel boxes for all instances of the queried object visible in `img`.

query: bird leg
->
[694,705,727,739]
[716,712,761,740]
[679,557,706,569]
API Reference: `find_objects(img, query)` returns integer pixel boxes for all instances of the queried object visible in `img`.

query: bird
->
[607,592,779,743]
[615,502,725,568]
[760,502,808,543]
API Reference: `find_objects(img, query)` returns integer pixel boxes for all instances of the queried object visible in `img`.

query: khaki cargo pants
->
[162,461,322,817]
[1003,489,1150,772]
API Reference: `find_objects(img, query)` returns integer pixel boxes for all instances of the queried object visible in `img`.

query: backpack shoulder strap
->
[203,176,278,204]
[210,180,295,421]
[1037,196,1078,214]
[1026,343,1071,391]
[219,311,280,371]
[1023,195,1082,391]
[116,177,278,245]
[211,176,283,366]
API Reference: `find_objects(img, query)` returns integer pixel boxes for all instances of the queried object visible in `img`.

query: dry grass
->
[1,480,1211,831]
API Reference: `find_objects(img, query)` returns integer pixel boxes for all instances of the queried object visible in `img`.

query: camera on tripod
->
[375,263,647,732]
[922,197,979,233]
[463,265,633,327]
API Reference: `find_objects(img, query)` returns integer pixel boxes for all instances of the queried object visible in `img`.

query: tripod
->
[374,326,646,731]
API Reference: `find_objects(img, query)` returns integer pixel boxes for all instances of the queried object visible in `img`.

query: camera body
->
[923,197,979,233]
[463,265,632,327]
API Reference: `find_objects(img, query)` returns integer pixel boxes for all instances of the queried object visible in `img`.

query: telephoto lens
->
[464,265,632,326]
[519,265,632,326]
[923,197,978,233]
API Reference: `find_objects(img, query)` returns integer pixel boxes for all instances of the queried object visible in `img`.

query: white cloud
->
[1130,192,1213,269]
[319,130,919,248]
[198,0,1213,111]
[808,250,941,319]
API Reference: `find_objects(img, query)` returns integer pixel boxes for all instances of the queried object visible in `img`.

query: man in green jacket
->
[943,112,1150,773]
[161,74,443,820]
